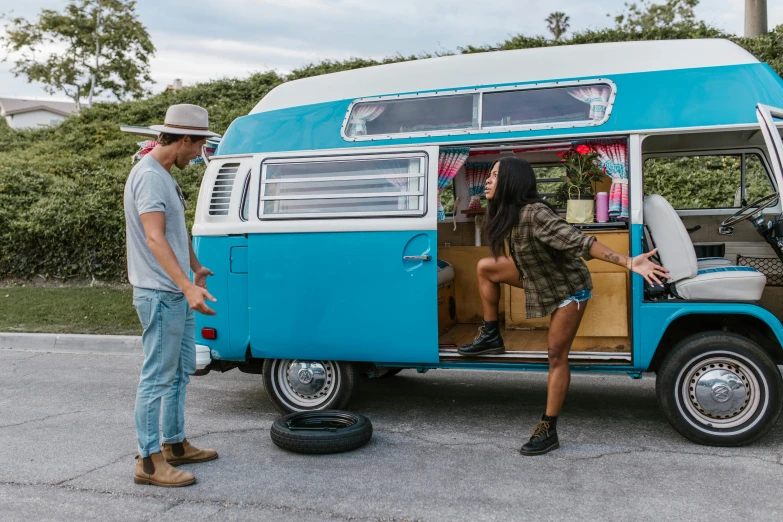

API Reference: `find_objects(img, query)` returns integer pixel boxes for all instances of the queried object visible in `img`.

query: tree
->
[611,0,700,32]
[546,12,571,41]
[1,1,155,110]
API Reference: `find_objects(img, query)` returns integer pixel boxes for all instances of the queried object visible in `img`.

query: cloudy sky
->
[0,0,781,102]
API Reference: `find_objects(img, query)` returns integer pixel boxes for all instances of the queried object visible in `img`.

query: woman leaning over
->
[457,157,668,456]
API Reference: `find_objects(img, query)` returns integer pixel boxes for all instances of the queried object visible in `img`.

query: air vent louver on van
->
[209,163,240,216]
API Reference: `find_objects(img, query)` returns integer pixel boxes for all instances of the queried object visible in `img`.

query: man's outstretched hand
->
[184,283,217,315]
[193,266,214,289]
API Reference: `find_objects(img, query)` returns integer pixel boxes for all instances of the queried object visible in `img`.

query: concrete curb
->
[0,332,142,355]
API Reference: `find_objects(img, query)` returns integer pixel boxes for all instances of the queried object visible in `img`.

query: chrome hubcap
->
[287,361,328,396]
[680,356,760,429]
[694,369,746,417]
[273,359,340,410]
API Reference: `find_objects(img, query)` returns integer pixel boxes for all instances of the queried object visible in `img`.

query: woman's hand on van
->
[184,283,217,315]
[194,266,214,289]
[630,249,670,286]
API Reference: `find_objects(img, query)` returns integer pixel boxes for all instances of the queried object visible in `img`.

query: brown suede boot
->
[162,439,218,466]
[134,452,196,487]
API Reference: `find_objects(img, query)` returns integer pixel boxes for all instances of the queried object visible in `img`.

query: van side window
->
[346,94,479,137]
[440,180,456,215]
[745,154,775,204]
[533,164,568,208]
[643,153,774,210]
[259,154,427,219]
[483,85,611,128]
[344,81,614,140]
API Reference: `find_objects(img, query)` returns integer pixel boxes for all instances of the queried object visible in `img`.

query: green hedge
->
[1,26,781,281]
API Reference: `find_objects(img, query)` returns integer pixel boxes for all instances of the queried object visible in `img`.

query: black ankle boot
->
[520,418,560,456]
[457,321,505,356]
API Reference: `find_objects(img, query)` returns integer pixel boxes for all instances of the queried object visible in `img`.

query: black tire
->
[262,359,359,414]
[656,331,783,446]
[270,411,373,454]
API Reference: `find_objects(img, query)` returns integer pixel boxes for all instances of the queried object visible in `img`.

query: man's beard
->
[174,155,190,170]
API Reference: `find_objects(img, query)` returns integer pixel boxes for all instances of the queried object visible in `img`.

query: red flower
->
[575,144,590,155]
[557,151,566,157]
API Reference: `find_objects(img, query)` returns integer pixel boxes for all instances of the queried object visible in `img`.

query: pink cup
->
[596,192,609,222]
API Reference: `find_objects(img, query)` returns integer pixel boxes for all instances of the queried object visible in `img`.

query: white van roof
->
[252,39,757,114]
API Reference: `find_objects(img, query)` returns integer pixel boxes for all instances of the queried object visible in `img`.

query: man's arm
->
[189,240,201,273]
[189,239,213,289]
[140,212,216,315]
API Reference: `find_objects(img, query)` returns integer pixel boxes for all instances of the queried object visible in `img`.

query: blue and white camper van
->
[189,39,783,446]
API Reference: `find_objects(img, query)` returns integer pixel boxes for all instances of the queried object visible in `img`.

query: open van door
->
[247,146,440,364]
[757,105,783,193]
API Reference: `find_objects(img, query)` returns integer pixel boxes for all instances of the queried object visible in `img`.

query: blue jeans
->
[133,287,195,457]
[557,289,592,309]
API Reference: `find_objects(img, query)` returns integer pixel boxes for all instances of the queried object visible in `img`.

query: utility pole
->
[88,1,103,108]
[744,0,767,37]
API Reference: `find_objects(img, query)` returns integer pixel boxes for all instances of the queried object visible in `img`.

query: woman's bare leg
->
[459,256,524,356]
[520,298,588,455]
[476,256,524,321]
[545,300,588,416]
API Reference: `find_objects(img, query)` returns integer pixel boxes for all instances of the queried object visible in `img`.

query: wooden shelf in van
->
[460,209,486,216]
[504,230,630,335]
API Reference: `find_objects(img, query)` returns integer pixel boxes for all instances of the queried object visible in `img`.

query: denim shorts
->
[557,289,592,309]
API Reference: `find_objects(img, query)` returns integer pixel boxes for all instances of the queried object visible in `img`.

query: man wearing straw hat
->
[124,104,221,487]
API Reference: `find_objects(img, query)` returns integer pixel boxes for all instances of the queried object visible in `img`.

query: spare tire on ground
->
[270,411,373,454]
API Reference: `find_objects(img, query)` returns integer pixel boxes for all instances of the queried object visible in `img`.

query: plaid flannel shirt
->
[508,203,596,319]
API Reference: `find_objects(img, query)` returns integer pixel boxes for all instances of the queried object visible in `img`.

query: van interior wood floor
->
[439,323,630,353]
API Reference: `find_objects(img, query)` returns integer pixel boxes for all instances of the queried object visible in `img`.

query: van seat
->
[696,257,734,269]
[437,260,455,286]
[643,194,766,301]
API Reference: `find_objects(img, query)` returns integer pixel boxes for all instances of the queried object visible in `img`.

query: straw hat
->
[149,104,221,137]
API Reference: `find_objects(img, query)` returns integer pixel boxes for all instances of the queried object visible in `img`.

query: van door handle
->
[403,255,432,261]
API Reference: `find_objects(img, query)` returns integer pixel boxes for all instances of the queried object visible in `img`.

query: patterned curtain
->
[593,141,629,221]
[132,140,157,163]
[567,86,612,121]
[437,147,470,221]
[465,163,492,210]
[347,104,386,136]
[132,139,219,166]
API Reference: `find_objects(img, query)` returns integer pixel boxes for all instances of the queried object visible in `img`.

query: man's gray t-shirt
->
[124,154,190,293]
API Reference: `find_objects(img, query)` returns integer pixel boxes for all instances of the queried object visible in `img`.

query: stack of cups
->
[596,192,609,223]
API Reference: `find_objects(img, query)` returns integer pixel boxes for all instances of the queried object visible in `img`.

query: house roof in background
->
[0,97,77,117]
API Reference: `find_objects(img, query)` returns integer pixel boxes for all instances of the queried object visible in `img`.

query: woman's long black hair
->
[483,156,566,266]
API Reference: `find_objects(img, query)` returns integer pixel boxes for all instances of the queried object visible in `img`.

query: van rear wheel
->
[656,332,783,446]
[262,359,359,413]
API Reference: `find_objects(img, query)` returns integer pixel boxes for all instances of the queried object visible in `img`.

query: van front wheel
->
[262,359,359,414]
[656,332,783,446]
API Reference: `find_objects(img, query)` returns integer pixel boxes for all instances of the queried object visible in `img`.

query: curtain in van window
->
[438,147,470,221]
[465,163,492,210]
[567,86,611,121]
[347,104,386,136]
[132,140,157,163]
[594,142,629,221]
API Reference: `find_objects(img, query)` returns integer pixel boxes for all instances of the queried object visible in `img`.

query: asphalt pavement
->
[1,347,782,521]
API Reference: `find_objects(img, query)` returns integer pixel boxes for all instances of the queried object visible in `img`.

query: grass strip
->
[0,286,141,336]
